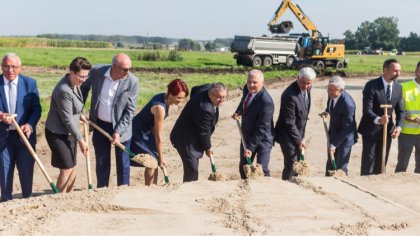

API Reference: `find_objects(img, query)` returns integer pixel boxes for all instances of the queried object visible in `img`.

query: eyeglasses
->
[210,92,226,101]
[76,74,89,80]
[1,64,20,71]
[113,64,132,73]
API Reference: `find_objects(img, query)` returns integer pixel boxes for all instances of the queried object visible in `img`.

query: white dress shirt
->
[3,76,18,114]
[97,68,120,123]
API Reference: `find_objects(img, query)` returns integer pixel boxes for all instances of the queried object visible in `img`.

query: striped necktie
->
[386,84,391,104]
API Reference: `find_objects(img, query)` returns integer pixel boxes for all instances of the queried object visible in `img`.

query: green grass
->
[3,47,420,120]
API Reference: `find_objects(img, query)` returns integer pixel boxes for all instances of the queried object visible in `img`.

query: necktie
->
[243,93,252,113]
[329,99,334,113]
[386,84,391,104]
[8,82,16,114]
[303,91,308,108]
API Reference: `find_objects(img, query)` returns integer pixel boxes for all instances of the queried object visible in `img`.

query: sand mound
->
[208,172,227,181]
[293,160,310,176]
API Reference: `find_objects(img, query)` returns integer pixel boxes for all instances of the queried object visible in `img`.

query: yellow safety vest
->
[401,80,420,134]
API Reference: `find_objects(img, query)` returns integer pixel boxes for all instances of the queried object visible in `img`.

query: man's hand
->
[111,132,121,145]
[231,113,240,120]
[205,149,213,157]
[391,128,401,139]
[319,112,329,118]
[243,149,252,158]
[21,124,32,138]
[1,113,13,124]
[379,115,389,125]
[299,139,306,150]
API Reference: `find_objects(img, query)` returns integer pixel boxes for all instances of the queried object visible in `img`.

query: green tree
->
[343,30,357,50]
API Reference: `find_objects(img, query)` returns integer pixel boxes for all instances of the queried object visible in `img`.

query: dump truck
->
[230,35,299,67]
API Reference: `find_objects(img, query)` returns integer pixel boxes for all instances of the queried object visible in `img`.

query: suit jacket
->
[274,80,310,146]
[0,74,41,144]
[327,90,357,148]
[170,88,218,153]
[81,65,139,142]
[357,77,404,139]
[235,86,274,152]
[45,75,84,140]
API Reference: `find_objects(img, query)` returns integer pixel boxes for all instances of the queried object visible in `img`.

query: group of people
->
[0,52,419,202]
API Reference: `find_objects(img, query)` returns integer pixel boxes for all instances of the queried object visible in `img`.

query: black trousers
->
[174,143,204,182]
[360,134,392,175]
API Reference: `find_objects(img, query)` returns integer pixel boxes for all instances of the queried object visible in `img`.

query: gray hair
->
[2,53,21,65]
[248,69,264,81]
[298,67,316,81]
[329,76,345,90]
[209,82,227,93]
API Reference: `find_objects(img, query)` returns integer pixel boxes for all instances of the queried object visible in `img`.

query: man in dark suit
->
[0,53,41,201]
[274,67,316,180]
[320,76,357,176]
[170,83,227,182]
[232,69,275,179]
[358,58,404,175]
[81,53,139,187]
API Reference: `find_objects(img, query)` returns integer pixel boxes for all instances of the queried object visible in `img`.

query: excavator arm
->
[268,0,320,38]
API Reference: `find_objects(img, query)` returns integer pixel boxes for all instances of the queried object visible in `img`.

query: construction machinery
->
[268,0,348,69]
[231,0,348,69]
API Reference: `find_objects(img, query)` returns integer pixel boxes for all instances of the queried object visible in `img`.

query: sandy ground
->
[1,76,420,235]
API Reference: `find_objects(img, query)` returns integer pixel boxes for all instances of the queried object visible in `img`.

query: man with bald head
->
[81,53,139,187]
[232,69,275,179]
[0,53,41,201]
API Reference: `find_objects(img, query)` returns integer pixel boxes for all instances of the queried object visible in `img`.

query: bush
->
[142,51,161,61]
[167,50,183,61]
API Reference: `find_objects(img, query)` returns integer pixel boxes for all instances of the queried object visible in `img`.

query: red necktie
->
[243,93,252,113]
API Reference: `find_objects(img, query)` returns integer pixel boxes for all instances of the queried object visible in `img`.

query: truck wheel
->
[252,56,262,67]
[336,60,344,69]
[315,61,325,70]
[286,57,295,68]
[262,57,273,66]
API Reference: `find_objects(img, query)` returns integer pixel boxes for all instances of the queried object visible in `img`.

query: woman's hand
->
[78,139,89,157]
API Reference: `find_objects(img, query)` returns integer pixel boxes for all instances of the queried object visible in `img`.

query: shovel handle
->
[300,147,305,161]
[236,120,254,166]
[11,117,58,193]
[161,166,170,184]
[209,155,217,173]
[88,120,136,158]
[83,123,93,190]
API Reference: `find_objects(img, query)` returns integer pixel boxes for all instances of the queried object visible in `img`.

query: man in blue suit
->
[81,53,139,187]
[320,76,357,176]
[0,53,41,201]
[274,67,316,180]
[232,70,275,179]
[170,83,227,182]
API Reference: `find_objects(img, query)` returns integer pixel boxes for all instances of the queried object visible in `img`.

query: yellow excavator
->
[268,0,348,69]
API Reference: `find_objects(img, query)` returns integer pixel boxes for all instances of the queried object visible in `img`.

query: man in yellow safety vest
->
[395,61,420,173]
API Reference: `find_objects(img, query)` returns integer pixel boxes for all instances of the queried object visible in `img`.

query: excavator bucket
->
[269,21,294,34]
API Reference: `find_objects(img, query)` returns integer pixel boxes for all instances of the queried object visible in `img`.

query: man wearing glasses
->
[0,53,41,201]
[232,69,275,179]
[170,83,227,182]
[81,53,139,188]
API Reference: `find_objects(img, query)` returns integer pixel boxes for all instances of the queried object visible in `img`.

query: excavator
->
[268,0,348,69]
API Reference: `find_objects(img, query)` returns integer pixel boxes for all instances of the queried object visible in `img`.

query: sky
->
[1,0,418,40]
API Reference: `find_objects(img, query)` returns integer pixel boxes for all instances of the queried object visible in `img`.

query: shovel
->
[88,120,158,169]
[208,154,226,181]
[292,147,310,176]
[320,114,337,170]
[161,165,170,184]
[235,120,263,178]
[83,122,93,189]
[10,116,58,193]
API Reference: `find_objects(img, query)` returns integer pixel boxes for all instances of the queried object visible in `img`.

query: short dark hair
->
[383,58,399,70]
[69,57,92,73]
[416,61,420,71]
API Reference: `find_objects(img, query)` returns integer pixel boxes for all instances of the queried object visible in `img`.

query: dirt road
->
[1,76,420,235]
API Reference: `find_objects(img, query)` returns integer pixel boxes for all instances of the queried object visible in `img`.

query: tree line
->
[343,17,420,51]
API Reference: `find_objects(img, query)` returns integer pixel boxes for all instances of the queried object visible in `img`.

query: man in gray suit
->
[81,53,139,187]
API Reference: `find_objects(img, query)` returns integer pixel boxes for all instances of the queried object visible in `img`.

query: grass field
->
[2,47,419,119]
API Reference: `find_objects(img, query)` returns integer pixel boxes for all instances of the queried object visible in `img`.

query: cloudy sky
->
[2,0,418,40]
